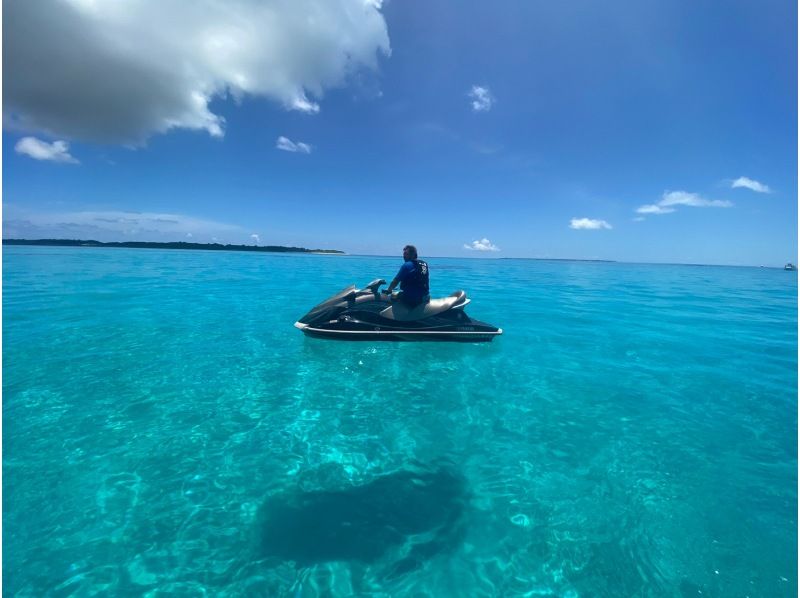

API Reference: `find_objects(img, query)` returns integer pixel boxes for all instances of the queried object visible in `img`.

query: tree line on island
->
[2,239,344,254]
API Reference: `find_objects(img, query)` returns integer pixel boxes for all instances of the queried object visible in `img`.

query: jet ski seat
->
[380,290,469,321]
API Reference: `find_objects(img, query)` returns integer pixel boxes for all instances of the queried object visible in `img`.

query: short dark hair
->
[403,245,418,259]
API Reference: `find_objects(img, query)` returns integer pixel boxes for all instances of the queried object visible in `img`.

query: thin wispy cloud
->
[636,190,732,217]
[636,204,675,215]
[469,142,503,155]
[660,191,732,208]
[570,218,612,230]
[14,137,78,164]
[464,238,500,251]
[731,176,771,193]
[5,1,390,144]
[276,136,312,154]
[250,233,261,244]
[468,86,494,112]
[2,205,245,242]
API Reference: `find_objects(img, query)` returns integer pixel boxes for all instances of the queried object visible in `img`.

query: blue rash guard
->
[395,259,430,304]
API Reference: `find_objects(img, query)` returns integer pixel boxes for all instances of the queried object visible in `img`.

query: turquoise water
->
[3,246,797,597]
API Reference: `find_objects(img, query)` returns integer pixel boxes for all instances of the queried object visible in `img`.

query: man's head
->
[403,245,418,261]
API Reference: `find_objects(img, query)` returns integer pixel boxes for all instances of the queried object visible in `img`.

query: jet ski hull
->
[294,321,502,342]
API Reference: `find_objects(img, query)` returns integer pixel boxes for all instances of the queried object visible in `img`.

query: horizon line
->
[2,237,794,270]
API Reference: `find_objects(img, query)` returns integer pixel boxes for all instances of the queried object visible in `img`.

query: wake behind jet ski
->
[294,279,502,342]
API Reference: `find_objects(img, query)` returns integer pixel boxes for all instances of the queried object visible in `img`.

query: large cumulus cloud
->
[4,0,390,144]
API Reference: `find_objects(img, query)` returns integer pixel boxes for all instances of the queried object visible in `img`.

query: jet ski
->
[294,279,502,342]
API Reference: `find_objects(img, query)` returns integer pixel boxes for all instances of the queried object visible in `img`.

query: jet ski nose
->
[294,322,308,330]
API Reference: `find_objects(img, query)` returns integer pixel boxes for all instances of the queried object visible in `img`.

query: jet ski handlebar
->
[362,278,386,293]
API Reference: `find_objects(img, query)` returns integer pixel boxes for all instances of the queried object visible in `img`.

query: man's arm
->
[385,264,408,293]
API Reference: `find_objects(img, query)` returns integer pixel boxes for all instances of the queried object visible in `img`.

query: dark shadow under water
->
[257,466,468,575]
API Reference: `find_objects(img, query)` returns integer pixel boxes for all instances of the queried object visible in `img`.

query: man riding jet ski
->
[384,244,430,307]
[294,245,502,342]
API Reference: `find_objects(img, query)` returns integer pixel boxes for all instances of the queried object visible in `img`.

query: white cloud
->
[468,86,494,112]
[251,233,260,244]
[276,136,312,154]
[291,98,321,115]
[463,238,500,251]
[5,0,390,144]
[14,136,78,163]
[659,191,732,208]
[2,206,245,241]
[569,218,612,230]
[635,190,732,217]
[636,204,675,215]
[731,176,771,193]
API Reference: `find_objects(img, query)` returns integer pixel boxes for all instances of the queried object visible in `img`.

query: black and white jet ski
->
[294,279,502,342]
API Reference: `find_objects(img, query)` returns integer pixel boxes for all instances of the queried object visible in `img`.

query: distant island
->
[3,238,345,254]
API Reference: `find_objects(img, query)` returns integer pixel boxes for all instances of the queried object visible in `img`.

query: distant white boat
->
[785,263,797,271]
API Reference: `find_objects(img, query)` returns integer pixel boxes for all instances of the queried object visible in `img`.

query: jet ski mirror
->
[362,279,386,293]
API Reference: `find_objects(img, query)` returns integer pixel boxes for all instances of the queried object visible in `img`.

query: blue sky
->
[3,0,797,265]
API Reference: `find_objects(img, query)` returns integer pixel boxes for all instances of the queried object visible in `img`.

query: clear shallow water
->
[3,246,797,597]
